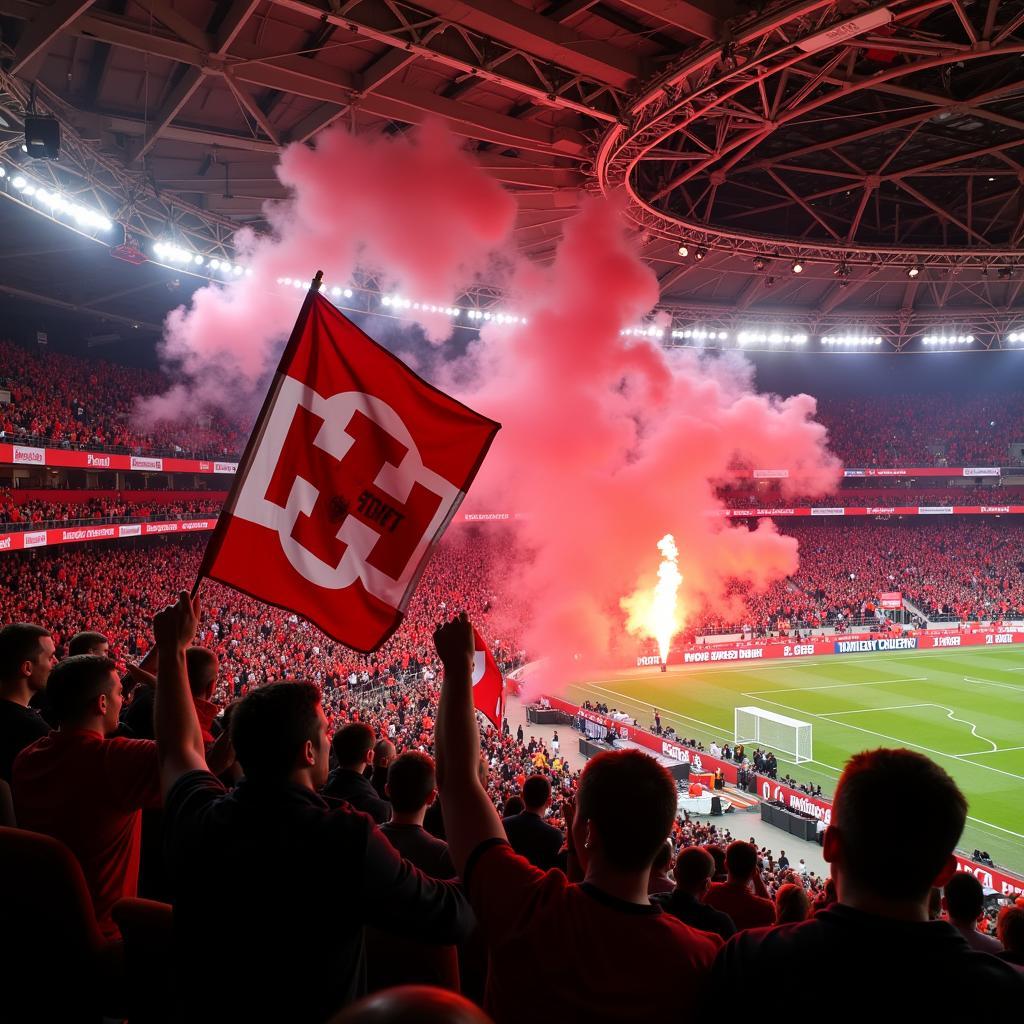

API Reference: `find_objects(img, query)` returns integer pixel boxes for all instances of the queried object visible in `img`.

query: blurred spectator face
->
[101,671,124,735]
[313,706,332,787]
[31,635,57,693]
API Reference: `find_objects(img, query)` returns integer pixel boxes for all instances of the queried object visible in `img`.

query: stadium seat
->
[111,897,175,1024]
[0,826,123,1022]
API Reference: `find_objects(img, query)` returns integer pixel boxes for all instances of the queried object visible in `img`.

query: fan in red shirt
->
[12,653,161,938]
[432,613,721,1024]
[703,841,777,931]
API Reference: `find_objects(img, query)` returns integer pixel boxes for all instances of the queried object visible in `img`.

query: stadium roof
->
[3,0,1024,343]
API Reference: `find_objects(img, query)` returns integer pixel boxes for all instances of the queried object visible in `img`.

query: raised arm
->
[153,591,207,797]
[433,613,505,874]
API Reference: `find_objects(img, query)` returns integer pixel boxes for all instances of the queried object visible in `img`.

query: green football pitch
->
[568,645,1024,873]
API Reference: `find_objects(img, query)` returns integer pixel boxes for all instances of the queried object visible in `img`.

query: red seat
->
[0,826,123,1022]
[112,897,175,1024]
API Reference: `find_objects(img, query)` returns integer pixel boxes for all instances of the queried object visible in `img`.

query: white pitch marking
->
[745,676,928,695]
[824,703,933,715]
[822,703,998,753]
[739,691,1024,783]
[963,676,1024,695]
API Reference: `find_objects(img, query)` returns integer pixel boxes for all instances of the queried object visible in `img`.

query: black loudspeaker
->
[24,115,61,160]
[710,797,723,816]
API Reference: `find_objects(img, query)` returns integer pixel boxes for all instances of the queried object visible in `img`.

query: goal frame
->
[734,706,813,764]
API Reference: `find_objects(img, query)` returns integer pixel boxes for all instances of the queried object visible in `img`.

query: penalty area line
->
[739,692,1024,784]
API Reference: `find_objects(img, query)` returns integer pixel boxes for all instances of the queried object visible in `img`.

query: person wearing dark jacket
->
[502,774,563,871]
[322,722,391,823]
[654,846,736,941]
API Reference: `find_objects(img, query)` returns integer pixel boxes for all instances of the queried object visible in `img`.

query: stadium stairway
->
[721,786,759,812]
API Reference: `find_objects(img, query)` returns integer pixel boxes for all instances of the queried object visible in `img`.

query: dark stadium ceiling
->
[4,0,1024,342]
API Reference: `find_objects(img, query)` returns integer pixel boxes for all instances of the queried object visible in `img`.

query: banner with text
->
[0,517,216,554]
[0,442,238,476]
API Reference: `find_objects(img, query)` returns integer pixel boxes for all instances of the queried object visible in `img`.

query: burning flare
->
[652,534,683,662]
[622,533,684,664]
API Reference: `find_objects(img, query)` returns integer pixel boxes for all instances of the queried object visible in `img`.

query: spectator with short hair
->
[433,613,721,1024]
[654,846,736,941]
[323,722,392,823]
[371,737,397,801]
[648,839,675,895]
[120,645,220,742]
[703,841,776,931]
[68,630,109,657]
[706,749,1024,1011]
[11,653,161,936]
[0,622,55,781]
[502,773,564,871]
[502,795,524,818]
[154,592,474,1023]
[774,883,810,925]
[380,751,456,879]
[944,873,1002,954]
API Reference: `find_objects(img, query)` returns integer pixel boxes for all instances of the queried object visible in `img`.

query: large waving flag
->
[197,278,500,653]
[472,628,505,729]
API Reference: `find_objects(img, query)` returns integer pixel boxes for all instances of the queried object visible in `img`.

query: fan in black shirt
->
[322,722,392,823]
[502,774,564,871]
[653,846,736,941]
[379,750,456,879]
[0,623,56,781]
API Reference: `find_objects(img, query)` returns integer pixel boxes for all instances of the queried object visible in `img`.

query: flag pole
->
[189,269,324,601]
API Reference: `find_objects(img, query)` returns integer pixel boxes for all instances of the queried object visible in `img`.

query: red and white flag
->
[472,628,505,729]
[197,286,500,653]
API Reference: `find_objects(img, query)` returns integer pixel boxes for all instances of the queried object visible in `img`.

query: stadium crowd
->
[4,337,1024,470]
[0,339,247,459]
[0,492,222,530]
[815,392,1024,467]
[693,519,1024,633]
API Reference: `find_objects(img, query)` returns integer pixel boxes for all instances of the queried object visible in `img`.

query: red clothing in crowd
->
[465,839,721,1023]
[12,728,162,937]
[704,880,776,931]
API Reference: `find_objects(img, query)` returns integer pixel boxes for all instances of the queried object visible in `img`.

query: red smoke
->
[458,198,841,685]
[146,122,841,683]
[137,119,515,423]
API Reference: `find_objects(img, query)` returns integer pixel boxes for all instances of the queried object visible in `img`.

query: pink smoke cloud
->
[136,119,516,425]
[455,198,842,686]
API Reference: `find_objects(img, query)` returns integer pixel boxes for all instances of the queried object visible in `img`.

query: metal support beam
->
[612,0,728,40]
[10,0,96,75]
[43,10,591,156]
[215,0,261,54]
[132,67,205,163]
[325,0,641,88]
[224,74,282,146]
[130,0,211,51]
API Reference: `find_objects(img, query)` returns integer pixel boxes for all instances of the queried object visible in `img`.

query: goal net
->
[734,706,812,764]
